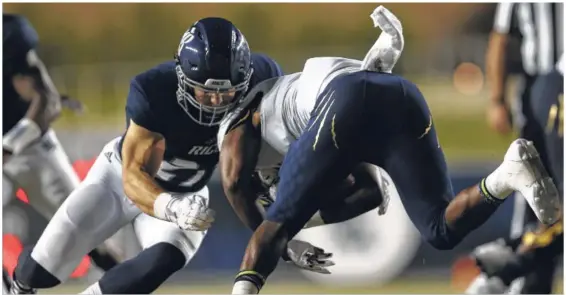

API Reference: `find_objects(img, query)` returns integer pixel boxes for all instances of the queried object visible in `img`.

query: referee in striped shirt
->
[468,3,564,294]
[467,3,563,294]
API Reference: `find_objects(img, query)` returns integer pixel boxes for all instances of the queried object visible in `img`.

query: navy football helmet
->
[175,17,253,126]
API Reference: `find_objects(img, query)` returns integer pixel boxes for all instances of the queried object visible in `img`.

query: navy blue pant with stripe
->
[530,70,563,196]
[265,71,459,249]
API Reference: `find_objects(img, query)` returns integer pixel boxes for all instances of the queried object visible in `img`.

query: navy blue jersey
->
[121,53,282,193]
[3,14,39,134]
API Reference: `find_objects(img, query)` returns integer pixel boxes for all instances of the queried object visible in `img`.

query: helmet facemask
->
[176,64,253,126]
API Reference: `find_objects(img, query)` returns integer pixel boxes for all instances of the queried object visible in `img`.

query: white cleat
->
[465,274,509,294]
[499,139,560,225]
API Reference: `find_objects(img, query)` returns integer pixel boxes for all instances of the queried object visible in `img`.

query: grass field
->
[42,277,564,294]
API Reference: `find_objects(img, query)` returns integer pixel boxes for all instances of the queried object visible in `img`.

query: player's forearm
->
[24,92,51,132]
[486,33,508,103]
[123,169,165,217]
[225,185,265,230]
[18,53,62,130]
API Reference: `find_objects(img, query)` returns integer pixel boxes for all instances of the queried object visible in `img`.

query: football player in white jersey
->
[215,6,561,294]
[3,13,124,291]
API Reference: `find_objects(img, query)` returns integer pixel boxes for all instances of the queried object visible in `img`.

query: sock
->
[232,281,259,294]
[484,167,512,199]
[232,271,265,294]
[480,177,508,202]
[80,282,102,295]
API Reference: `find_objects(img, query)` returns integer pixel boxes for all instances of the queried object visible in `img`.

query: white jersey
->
[219,57,363,172]
[217,5,404,224]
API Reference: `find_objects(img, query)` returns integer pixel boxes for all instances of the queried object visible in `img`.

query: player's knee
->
[425,236,458,250]
[88,247,120,272]
[422,225,463,250]
[14,247,61,288]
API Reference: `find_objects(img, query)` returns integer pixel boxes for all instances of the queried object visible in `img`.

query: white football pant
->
[29,137,207,282]
[2,130,137,269]
[3,129,80,218]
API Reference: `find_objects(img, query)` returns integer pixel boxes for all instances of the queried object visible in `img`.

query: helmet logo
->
[204,79,232,88]
[178,27,196,56]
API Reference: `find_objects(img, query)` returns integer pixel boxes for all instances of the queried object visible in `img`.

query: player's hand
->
[283,239,335,274]
[486,101,512,135]
[167,194,215,231]
[61,95,85,115]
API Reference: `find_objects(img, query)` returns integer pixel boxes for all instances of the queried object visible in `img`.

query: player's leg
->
[232,72,368,294]
[365,74,560,250]
[531,70,564,194]
[4,130,81,219]
[11,138,139,293]
[80,187,209,294]
[4,130,122,273]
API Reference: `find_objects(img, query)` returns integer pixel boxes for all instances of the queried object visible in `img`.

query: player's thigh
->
[101,223,142,262]
[4,130,80,219]
[266,72,366,236]
[132,186,210,264]
[132,214,206,266]
[31,138,139,281]
[381,133,454,238]
[2,173,17,207]
[364,76,454,239]
[531,71,564,191]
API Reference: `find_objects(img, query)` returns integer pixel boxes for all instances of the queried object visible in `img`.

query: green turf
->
[41,277,563,294]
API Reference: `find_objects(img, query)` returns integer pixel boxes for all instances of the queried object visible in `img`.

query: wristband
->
[3,118,42,155]
[153,192,174,220]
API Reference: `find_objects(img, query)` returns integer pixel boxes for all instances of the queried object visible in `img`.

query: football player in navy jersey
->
[2,13,123,292]
[11,17,330,294]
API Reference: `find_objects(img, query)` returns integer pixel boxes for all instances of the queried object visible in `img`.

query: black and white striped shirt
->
[494,2,563,76]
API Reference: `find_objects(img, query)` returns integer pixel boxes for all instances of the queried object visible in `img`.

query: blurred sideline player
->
[10,17,331,295]
[2,13,123,290]
[212,6,561,294]
[465,55,564,294]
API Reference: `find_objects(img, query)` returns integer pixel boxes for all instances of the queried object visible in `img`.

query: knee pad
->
[14,247,61,288]
[99,242,186,294]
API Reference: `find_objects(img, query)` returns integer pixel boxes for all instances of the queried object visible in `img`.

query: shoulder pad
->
[217,76,281,151]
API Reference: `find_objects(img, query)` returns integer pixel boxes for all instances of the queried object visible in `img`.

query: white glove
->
[283,240,335,274]
[154,193,215,231]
